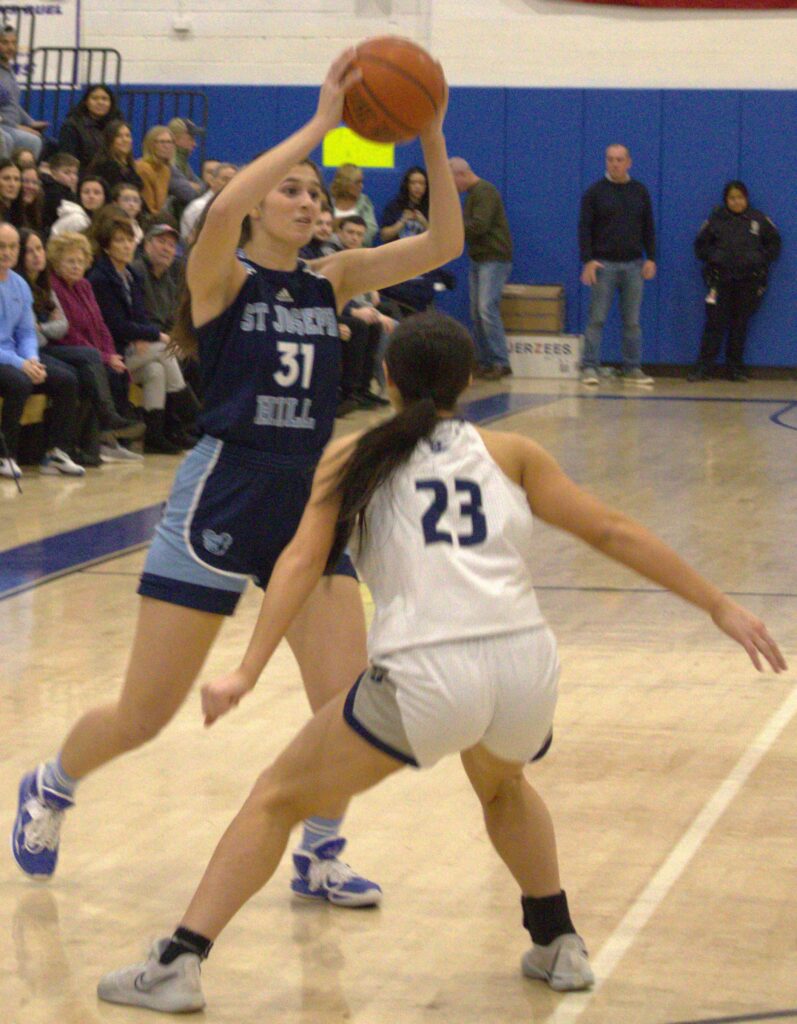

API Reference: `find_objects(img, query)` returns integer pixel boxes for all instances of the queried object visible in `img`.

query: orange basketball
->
[343,36,446,144]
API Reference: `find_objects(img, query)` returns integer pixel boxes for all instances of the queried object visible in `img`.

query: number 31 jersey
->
[196,256,340,462]
[352,418,545,659]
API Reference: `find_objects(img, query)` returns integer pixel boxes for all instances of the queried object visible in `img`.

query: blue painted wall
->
[150,85,797,366]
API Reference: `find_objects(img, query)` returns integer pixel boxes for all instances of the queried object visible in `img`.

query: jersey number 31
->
[415,478,487,547]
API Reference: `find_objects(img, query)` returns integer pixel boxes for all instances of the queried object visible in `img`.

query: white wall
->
[81,0,797,89]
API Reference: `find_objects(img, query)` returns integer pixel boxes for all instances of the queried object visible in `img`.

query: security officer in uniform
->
[689,181,781,382]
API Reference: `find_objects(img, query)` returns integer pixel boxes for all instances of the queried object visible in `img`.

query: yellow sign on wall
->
[322,126,395,169]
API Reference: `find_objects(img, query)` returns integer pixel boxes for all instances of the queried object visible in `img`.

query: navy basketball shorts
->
[343,625,559,768]
[139,435,356,615]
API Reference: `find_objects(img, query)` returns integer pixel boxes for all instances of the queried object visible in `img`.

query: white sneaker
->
[620,368,654,386]
[40,448,85,476]
[100,441,143,463]
[521,933,595,991]
[97,938,206,1012]
[579,369,599,386]
[0,457,22,478]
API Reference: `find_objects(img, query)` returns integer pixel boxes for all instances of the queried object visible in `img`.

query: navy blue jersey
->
[196,255,341,461]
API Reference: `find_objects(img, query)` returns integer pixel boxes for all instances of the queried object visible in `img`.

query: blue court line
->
[0,504,164,602]
[770,401,797,431]
[0,388,792,601]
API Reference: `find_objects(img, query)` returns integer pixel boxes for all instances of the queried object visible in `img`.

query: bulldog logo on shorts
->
[202,529,233,556]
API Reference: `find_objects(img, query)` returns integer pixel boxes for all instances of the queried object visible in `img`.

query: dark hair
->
[395,165,429,217]
[723,180,749,206]
[171,158,323,360]
[19,164,43,230]
[90,118,137,174]
[325,311,475,568]
[0,157,24,226]
[338,214,367,230]
[79,174,110,211]
[73,83,119,124]
[15,227,55,320]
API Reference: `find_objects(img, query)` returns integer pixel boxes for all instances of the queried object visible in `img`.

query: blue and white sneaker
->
[291,837,382,908]
[12,765,74,878]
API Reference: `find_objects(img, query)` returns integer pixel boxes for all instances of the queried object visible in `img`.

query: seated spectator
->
[48,231,133,453]
[58,84,120,170]
[16,227,144,463]
[11,146,37,171]
[112,182,146,246]
[50,175,110,237]
[330,163,377,244]
[166,117,203,217]
[200,158,220,190]
[40,153,80,233]
[0,158,24,226]
[87,209,198,453]
[300,208,342,260]
[0,26,46,160]
[180,161,236,242]
[689,181,782,383]
[336,215,393,405]
[20,165,44,231]
[380,165,429,242]
[0,223,84,478]
[135,126,176,216]
[88,119,144,192]
[132,219,182,333]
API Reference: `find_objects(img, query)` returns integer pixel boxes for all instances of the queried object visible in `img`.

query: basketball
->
[343,36,446,144]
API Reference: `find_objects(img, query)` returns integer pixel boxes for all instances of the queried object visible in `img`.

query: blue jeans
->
[469,260,512,368]
[0,125,42,159]
[583,259,645,372]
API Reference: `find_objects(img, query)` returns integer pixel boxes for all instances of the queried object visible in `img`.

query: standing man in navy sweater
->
[578,144,656,387]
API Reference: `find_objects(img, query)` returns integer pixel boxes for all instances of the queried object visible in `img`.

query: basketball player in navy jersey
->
[97,311,784,1012]
[12,50,463,907]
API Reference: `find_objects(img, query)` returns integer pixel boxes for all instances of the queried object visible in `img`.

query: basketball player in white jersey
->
[98,311,785,1013]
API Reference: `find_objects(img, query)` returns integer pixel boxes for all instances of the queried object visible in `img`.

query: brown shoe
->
[499,365,513,377]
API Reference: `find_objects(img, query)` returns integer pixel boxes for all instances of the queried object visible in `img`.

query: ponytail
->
[325,397,438,570]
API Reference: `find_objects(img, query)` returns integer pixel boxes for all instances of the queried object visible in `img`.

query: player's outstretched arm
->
[201,437,357,726]
[497,432,787,674]
[313,84,464,308]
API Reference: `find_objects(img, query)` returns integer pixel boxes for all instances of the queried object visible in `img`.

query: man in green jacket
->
[450,157,513,379]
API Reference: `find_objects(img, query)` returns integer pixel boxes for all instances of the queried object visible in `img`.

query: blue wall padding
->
[112,84,792,366]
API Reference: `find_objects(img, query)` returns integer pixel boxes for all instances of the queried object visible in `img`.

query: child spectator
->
[112,182,146,246]
[50,175,110,237]
[41,153,80,233]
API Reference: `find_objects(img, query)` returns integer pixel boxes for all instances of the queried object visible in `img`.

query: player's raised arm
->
[188,50,361,318]
[312,86,464,309]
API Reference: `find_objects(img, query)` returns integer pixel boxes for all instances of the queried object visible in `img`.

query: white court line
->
[550,684,797,1024]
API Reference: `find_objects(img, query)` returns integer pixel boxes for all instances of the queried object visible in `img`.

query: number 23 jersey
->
[196,255,340,461]
[351,418,545,659]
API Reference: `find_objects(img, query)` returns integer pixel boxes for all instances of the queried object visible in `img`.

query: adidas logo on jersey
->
[276,288,294,302]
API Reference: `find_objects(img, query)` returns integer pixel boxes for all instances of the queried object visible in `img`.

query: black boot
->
[165,387,201,449]
[143,409,182,454]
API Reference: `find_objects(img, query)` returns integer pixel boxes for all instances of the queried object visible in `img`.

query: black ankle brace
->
[159,926,214,964]
[521,890,575,947]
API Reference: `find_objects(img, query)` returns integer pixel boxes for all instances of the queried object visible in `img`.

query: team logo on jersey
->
[202,529,233,556]
[276,288,294,302]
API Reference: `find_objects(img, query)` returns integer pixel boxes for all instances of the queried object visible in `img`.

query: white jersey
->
[351,418,545,660]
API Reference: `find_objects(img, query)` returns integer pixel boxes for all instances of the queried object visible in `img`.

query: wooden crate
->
[500,284,565,334]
